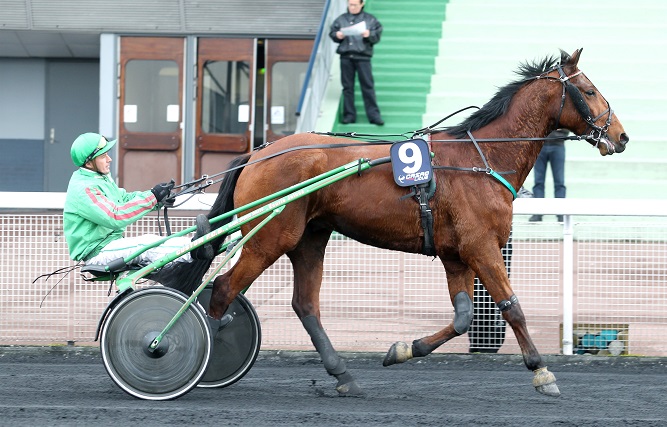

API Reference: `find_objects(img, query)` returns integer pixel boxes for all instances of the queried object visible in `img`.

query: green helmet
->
[70,133,117,167]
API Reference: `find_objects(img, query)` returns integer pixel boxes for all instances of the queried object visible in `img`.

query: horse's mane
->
[444,55,559,138]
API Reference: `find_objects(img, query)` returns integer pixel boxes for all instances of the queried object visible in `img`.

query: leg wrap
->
[301,315,347,375]
[497,294,519,312]
[453,291,474,334]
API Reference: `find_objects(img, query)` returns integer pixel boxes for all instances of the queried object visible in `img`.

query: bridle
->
[536,62,614,149]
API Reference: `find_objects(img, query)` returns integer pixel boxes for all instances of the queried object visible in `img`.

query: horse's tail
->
[207,153,251,222]
[152,153,252,296]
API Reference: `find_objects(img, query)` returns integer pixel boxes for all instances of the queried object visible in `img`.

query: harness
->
[35,59,619,301]
[428,130,518,200]
[399,175,437,256]
[395,132,515,256]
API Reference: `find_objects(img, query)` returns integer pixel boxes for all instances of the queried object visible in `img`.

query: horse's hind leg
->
[288,227,364,397]
[209,243,284,319]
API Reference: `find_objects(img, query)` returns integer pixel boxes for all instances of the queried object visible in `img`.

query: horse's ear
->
[561,48,583,67]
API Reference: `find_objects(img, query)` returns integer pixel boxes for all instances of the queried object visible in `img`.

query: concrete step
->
[444,0,667,24]
[420,0,667,200]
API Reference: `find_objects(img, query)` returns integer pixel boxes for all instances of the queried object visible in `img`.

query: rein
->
[162,61,610,224]
[157,140,401,234]
[166,125,580,206]
[170,140,400,199]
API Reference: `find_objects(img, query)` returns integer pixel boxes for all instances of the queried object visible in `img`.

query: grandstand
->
[330,0,667,200]
[427,0,667,200]
[330,0,448,136]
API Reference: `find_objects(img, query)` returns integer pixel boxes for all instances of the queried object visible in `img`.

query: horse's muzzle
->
[592,132,629,156]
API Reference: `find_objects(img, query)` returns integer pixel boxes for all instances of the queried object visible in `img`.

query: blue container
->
[581,333,596,349]
[599,329,618,343]
[594,334,607,349]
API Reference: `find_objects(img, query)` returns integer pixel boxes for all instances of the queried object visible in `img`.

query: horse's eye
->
[585,90,596,96]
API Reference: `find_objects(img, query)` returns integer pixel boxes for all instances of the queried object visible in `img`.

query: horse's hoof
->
[336,379,365,397]
[334,372,365,397]
[532,367,561,397]
[383,341,413,367]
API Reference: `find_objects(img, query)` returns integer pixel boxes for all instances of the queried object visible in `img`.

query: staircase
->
[423,0,667,200]
[331,0,449,137]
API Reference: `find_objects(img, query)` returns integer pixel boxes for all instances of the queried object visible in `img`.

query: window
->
[124,60,179,133]
[201,60,250,135]
[270,61,308,137]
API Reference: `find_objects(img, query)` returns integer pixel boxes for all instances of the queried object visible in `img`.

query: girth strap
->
[418,184,436,256]
[401,179,437,256]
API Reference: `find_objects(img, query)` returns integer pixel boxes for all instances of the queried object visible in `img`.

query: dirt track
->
[1,346,666,426]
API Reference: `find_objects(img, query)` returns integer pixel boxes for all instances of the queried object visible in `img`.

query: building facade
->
[0,0,325,191]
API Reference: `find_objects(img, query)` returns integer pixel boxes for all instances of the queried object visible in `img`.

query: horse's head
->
[551,48,629,155]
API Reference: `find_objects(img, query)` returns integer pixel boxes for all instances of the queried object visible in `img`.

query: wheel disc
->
[197,288,261,388]
[100,287,211,400]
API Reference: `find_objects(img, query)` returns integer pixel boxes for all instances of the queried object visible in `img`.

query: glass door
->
[118,37,184,190]
[265,39,313,143]
[195,38,256,179]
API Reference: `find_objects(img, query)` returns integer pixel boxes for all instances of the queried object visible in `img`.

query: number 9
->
[398,142,422,174]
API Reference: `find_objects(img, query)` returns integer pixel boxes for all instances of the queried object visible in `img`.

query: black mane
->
[444,55,559,138]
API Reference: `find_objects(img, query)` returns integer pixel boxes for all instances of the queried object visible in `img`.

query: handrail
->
[296,0,332,118]
[294,0,346,133]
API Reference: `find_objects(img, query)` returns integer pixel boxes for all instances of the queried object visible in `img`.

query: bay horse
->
[164,48,628,397]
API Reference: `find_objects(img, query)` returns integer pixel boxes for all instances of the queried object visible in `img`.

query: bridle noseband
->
[537,63,614,148]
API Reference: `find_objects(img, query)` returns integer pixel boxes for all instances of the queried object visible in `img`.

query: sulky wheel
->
[196,286,261,388]
[100,287,211,400]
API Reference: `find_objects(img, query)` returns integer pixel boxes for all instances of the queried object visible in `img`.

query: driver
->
[63,132,214,267]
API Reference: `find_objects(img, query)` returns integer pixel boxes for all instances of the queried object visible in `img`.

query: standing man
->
[330,0,384,125]
[529,128,569,222]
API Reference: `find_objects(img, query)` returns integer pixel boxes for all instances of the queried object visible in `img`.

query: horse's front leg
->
[288,228,364,397]
[383,255,561,397]
[495,295,560,396]
[471,252,559,397]
[383,259,474,366]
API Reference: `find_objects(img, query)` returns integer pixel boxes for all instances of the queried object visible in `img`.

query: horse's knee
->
[453,291,473,334]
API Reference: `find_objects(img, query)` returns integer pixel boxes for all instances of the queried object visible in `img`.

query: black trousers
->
[340,56,381,122]
[468,235,513,353]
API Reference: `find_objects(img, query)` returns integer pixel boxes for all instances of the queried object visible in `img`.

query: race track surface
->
[1,347,666,426]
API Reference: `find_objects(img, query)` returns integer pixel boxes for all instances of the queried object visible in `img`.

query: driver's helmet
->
[70,133,117,167]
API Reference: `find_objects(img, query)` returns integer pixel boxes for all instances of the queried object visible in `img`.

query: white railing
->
[1,192,666,357]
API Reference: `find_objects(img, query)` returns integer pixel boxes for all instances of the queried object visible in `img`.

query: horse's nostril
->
[621,133,629,145]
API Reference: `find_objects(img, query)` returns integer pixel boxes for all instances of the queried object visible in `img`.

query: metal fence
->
[1,194,666,357]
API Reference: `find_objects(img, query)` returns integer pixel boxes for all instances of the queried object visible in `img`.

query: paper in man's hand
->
[340,21,367,36]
